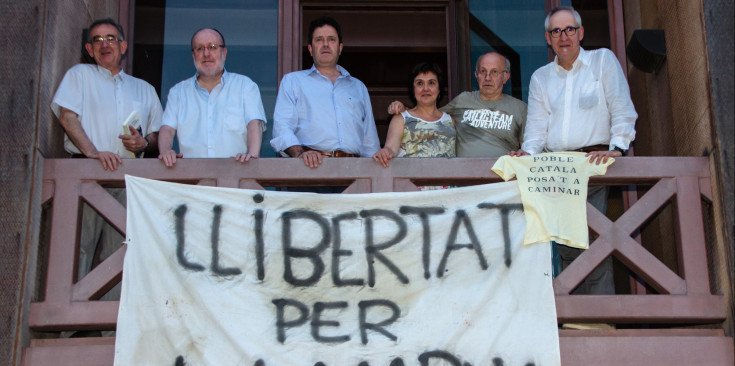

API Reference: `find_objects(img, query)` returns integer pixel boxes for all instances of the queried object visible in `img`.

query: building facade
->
[1,0,733,364]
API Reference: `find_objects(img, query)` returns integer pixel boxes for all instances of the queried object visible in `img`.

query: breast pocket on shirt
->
[223,107,247,133]
[578,81,601,110]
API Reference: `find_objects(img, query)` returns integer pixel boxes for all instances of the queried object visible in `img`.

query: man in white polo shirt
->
[51,18,163,296]
[52,18,162,168]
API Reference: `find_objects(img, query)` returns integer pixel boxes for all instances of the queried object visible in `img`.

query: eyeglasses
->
[193,44,224,55]
[90,36,119,45]
[476,69,506,79]
[548,26,579,38]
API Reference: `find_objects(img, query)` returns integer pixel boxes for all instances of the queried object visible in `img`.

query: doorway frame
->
[278,0,462,97]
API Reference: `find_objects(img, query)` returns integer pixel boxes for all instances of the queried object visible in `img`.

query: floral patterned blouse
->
[400,110,456,158]
[400,110,456,191]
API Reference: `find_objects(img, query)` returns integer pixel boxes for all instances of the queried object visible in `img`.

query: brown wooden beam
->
[21,331,734,366]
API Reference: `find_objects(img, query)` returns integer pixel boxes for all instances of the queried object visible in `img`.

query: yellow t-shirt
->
[492,152,614,249]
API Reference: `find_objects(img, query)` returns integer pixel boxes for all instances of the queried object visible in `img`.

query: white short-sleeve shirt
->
[51,64,163,157]
[162,71,267,158]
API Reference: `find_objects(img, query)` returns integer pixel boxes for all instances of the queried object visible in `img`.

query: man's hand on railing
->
[586,149,622,165]
[89,150,122,171]
[508,149,529,157]
[158,149,183,167]
[298,149,323,168]
[285,145,324,168]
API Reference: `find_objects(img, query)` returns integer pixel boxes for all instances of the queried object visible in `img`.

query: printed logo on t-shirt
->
[461,109,514,130]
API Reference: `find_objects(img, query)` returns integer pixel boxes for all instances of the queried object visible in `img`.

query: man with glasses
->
[388,52,526,158]
[271,16,380,169]
[52,18,162,170]
[51,18,163,302]
[158,28,266,167]
[510,6,638,298]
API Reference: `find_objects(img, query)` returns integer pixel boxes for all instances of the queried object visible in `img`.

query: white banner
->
[115,176,560,366]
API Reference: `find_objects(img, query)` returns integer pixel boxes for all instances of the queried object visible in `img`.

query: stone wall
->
[0,1,119,365]
[623,0,734,336]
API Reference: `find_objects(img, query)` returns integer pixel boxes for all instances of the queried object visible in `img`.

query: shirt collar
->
[194,69,228,90]
[94,64,126,81]
[308,64,350,79]
[554,47,589,74]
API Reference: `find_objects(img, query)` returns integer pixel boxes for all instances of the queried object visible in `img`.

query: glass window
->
[468,0,549,102]
[132,0,279,157]
[468,0,610,102]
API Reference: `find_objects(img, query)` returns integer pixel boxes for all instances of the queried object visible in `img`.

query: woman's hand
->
[372,148,396,168]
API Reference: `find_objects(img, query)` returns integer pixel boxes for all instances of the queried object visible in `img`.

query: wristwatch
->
[613,146,627,155]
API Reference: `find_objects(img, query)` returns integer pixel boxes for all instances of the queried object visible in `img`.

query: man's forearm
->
[157,126,176,154]
[246,120,263,156]
[58,107,98,157]
[285,145,304,157]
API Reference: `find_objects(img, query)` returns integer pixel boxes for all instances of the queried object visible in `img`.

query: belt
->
[70,153,87,159]
[574,144,609,153]
[302,146,357,158]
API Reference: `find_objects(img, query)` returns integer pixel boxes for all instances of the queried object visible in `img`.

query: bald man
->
[159,28,266,167]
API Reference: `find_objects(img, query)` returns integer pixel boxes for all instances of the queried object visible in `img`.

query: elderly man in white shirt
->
[510,6,637,297]
[51,18,163,300]
[158,28,266,166]
[52,19,162,169]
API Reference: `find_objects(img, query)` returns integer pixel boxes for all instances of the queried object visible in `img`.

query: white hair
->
[544,6,582,31]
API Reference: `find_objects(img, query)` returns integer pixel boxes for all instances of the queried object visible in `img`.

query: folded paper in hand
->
[121,111,141,158]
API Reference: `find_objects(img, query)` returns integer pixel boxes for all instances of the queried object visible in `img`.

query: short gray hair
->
[88,18,125,41]
[474,53,511,74]
[544,6,582,32]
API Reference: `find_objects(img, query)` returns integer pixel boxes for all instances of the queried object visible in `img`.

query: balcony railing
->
[22,157,733,365]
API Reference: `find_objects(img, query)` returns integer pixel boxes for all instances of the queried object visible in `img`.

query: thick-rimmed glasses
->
[193,44,224,55]
[90,36,119,45]
[476,69,506,79]
[548,26,579,38]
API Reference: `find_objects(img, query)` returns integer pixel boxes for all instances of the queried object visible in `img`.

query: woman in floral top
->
[373,62,456,190]
[373,62,456,161]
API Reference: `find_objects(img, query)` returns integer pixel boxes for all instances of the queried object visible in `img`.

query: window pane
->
[469,0,548,102]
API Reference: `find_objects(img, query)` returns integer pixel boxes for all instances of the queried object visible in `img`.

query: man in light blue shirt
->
[159,28,266,167]
[271,16,380,168]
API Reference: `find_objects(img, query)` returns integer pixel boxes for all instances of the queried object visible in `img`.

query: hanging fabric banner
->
[115,175,560,366]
